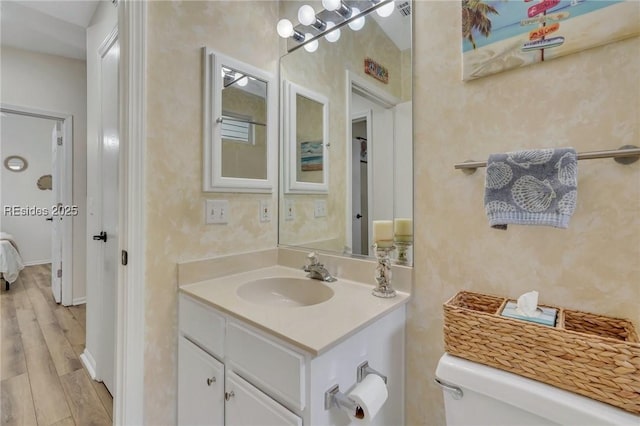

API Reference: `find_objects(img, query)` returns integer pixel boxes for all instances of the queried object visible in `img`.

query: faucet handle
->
[307,251,320,266]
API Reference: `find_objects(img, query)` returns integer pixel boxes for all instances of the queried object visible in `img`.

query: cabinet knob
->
[206,376,216,386]
[225,391,235,401]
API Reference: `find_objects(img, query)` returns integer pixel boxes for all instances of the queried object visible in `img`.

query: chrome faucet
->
[303,252,337,282]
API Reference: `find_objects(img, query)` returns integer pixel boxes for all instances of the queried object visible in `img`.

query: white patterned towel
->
[484,148,578,229]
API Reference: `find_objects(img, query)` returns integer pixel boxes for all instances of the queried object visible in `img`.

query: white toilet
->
[435,353,639,426]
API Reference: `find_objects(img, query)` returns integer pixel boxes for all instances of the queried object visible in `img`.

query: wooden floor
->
[1,264,113,426]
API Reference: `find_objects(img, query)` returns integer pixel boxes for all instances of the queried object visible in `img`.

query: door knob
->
[92,231,107,242]
[225,391,235,401]
[206,376,216,386]
[356,214,362,219]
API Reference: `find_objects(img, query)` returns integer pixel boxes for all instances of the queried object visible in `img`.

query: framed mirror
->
[278,0,413,264]
[4,155,28,172]
[203,48,276,193]
[284,81,329,193]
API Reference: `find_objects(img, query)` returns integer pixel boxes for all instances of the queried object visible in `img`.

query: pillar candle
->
[372,220,394,247]
[394,218,413,236]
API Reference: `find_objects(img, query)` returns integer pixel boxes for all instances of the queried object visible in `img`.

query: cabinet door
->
[178,337,224,426]
[225,371,302,426]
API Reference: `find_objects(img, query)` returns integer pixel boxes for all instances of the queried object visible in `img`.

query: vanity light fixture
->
[324,22,341,43]
[322,0,352,18]
[348,7,365,31]
[298,5,327,31]
[303,33,319,52]
[277,18,305,42]
[374,0,395,17]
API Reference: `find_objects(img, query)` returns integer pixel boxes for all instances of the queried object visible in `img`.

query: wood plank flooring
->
[1,265,112,426]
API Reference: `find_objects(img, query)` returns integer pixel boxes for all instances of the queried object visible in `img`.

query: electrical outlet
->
[205,199,229,224]
[314,199,327,218]
[259,200,271,223]
[284,199,295,221]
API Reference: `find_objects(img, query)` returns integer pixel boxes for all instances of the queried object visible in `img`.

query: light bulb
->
[237,76,248,87]
[348,7,365,31]
[325,22,341,43]
[376,0,395,18]
[304,33,319,53]
[298,5,316,26]
[277,19,294,38]
[221,69,226,78]
[322,0,341,11]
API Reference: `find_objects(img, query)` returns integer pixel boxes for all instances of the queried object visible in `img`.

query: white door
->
[178,337,224,425]
[225,371,302,426]
[95,34,120,395]
[51,123,62,303]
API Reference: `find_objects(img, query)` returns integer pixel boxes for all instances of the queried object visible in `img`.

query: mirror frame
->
[202,48,276,193]
[4,155,28,172]
[283,80,329,194]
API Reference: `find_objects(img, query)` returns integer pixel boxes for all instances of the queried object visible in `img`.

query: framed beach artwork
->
[300,141,323,172]
[461,0,640,81]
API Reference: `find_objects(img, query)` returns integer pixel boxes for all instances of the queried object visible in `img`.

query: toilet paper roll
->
[346,374,388,423]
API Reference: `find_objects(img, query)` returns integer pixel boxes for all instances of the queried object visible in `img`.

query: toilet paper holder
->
[324,361,388,411]
[357,361,387,384]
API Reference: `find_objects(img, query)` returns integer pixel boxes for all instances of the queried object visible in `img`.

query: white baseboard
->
[80,349,99,381]
[72,297,86,305]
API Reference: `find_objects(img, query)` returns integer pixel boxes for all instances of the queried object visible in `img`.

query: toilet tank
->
[435,353,639,426]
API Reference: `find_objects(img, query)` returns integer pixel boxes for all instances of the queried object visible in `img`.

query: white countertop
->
[179,265,410,356]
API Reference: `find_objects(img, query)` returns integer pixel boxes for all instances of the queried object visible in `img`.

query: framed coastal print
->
[461,0,640,81]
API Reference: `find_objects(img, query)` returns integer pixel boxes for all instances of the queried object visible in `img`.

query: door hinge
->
[57,136,63,146]
[121,250,128,266]
[57,269,62,278]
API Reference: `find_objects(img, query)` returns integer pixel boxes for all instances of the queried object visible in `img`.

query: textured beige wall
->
[407,2,640,425]
[144,1,279,423]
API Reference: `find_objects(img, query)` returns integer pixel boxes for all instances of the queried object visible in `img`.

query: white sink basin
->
[236,277,334,307]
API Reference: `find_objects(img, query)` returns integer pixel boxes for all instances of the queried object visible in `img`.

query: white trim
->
[0,103,74,306]
[202,48,276,193]
[80,349,98,380]
[116,1,146,424]
[72,296,86,305]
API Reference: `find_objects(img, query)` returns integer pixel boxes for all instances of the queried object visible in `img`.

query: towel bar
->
[454,145,640,174]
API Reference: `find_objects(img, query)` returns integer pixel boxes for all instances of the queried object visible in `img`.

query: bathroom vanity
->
[177,262,408,425]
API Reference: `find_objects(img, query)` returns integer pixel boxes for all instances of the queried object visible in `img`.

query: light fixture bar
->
[287,0,394,53]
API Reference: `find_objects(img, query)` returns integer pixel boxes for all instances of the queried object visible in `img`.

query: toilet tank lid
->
[435,353,639,426]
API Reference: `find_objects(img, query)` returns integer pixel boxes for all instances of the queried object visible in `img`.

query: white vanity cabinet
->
[178,293,406,425]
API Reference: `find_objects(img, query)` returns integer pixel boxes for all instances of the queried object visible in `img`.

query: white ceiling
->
[0,0,101,60]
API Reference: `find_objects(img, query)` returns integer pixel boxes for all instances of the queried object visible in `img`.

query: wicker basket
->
[443,290,640,414]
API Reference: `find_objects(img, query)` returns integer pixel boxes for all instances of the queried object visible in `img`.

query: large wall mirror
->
[278,0,413,264]
[203,48,276,192]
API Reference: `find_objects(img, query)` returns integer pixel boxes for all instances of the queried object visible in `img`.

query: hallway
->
[1,265,112,425]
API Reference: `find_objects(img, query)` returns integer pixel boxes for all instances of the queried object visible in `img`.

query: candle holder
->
[372,243,396,298]
[394,237,413,266]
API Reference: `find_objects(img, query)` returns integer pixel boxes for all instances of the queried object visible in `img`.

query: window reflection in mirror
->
[220,67,268,180]
[296,94,324,184]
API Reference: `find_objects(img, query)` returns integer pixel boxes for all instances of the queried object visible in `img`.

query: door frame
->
[115,1,146,424]
[0,103,74,306]
[344,71,400,256]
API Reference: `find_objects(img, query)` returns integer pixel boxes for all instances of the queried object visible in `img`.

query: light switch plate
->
[205,199,229,224]
[259,200,271,223]
[284,199,295,221]
[314,199,327,218]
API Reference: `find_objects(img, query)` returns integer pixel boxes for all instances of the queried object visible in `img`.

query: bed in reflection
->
[0,232,24,290]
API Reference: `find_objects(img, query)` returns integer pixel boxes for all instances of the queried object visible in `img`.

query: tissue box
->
[500,301,557,326]
[443,290,640,415]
